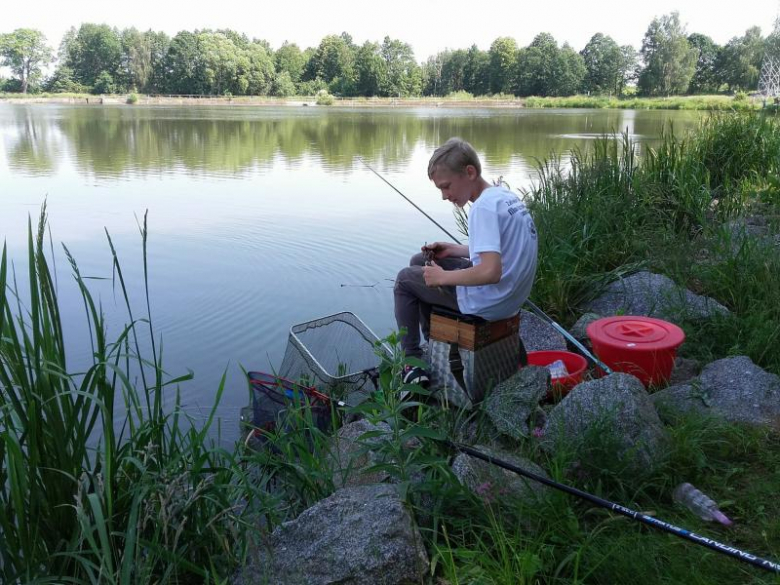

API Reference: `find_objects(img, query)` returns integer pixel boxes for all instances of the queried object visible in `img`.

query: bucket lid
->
[586,316,685,351]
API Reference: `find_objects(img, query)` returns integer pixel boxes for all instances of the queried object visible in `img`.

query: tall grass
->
[524,113,780,375]
[0,207,265,583]
[524,94,761,112]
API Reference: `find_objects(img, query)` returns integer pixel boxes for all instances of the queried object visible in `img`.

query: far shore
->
[0,93,766,111]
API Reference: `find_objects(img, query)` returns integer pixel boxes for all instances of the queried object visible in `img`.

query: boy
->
[394,137,538,385]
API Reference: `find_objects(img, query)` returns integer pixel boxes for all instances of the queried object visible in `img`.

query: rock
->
[541,373,669,474]
[570,313,602,349]
[668,357,701,386]
[327,420,391,488]
[484,367,550,440]
[236,485,429,585]
[652,356,780,429]
[584,271,729,321]
[452,445,549,505]
[521,309,567,352]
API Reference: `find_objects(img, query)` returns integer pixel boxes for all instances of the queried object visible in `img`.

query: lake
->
[0,103,704,441]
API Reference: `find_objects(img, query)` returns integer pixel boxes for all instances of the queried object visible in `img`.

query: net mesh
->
[279,312,390,400]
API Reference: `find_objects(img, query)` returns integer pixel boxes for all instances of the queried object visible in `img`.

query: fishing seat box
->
[426,308,521,408]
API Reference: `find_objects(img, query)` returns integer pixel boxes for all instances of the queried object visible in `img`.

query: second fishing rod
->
[357,156,611,374]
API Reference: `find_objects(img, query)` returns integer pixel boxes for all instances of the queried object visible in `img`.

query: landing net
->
[279,312,390,401]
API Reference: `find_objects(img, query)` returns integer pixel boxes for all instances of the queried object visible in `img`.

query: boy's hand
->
[422,241,455,260]
[423,262,448,287]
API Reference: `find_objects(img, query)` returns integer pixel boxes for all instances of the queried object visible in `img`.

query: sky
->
[3,0,779,61]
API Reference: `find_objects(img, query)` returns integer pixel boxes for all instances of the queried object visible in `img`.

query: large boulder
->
[652,356,780,429]
[520,309,567,352]
[584,271,729,321]
[452,445,549,505]
[570,312,602,350]
[327,420,391,488]
[235,484,429,585]
[541,373,669,474]
[484,367,550,440]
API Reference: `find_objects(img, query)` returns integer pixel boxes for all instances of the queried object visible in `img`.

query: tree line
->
[2,13,779,98]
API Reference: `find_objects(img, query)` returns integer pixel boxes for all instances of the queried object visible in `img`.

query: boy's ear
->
[465,164,479,179]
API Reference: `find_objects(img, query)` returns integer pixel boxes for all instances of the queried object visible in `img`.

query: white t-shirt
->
[456,186,538,321]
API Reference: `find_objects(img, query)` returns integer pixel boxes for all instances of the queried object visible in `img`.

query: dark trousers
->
[393,253,471,358]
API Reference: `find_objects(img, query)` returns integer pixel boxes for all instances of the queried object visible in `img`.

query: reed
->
[0,207,264,583]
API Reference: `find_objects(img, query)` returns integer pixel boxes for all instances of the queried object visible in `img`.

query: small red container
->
[526,350,588,395]
[586,316,685,387]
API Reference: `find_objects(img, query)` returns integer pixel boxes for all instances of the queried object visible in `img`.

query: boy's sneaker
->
[402,365,430,388]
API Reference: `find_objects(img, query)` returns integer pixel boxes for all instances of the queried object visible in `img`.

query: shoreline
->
[0,93,764,111]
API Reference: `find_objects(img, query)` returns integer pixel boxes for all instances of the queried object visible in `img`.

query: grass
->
[0,208,270,583]
[2,112,780,583]
[4,92,770,112]
[524,94,763,112]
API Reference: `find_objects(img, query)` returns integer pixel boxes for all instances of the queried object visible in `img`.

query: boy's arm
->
[423,252,501,286]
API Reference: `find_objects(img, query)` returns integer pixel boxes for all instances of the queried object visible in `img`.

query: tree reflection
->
[3,107,704,177]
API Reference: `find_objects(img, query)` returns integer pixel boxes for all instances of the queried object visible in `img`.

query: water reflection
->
[2,105,704,178]
[5,108,59,175]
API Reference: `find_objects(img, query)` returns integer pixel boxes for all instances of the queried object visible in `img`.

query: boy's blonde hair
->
[427,137,482,179]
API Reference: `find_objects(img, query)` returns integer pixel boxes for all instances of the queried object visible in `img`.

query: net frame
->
[279,311,391,396]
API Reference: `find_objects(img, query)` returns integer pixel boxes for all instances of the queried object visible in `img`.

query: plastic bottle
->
[672,482,733,526]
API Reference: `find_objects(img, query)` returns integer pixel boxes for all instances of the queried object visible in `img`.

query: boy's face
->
[431,165,478,208]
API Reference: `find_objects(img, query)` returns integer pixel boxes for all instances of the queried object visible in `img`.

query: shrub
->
[445,90,474,100]
[315,89,334,106]
[126,92,139,104]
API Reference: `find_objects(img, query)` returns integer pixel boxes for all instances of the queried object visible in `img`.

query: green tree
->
[271,70,296,96]
[766,17,780,61]
[581,33,623,94]
[64,23,123,89]
[440,49,468,95]
[379,36,419,97]
[514,33,580,97]
[716,27,765,91]
[164,31,205,94]
[0,29,53,93]
[355,41,384,96]
[421,53,445,96]
[463,45,490,96]
[198,31,242,95]
[275,42,306,83]
[304,34,356,93]
[616,45,638,96]
[145,31,171,94]
[241,41,275,95]
[558,43,586,95]
[488,37,517,94]
[638,12,697,96]
[687,33,721,94]
[119,28,152,92]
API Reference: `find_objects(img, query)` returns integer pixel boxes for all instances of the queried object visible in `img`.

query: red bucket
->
[526,350,588,396]
[586,316,685,387]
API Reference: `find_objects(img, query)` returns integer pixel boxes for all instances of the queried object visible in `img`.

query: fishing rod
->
[357,156,611,374]
[247,371,779,575]
[450,442,780,575]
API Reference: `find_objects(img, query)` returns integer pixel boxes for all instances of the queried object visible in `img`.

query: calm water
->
[0,104,703,441]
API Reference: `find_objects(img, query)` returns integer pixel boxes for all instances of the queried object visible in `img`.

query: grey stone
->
[584,271,729,321]
[668,357,701,387]
[520,309,567,352]
[452,445,549,505]
[570,313,602,349]
[327,420,391,488]
[652,356,780,429]
[236,485,429,585]
[484,367,550,440]
[541,373,669,473]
